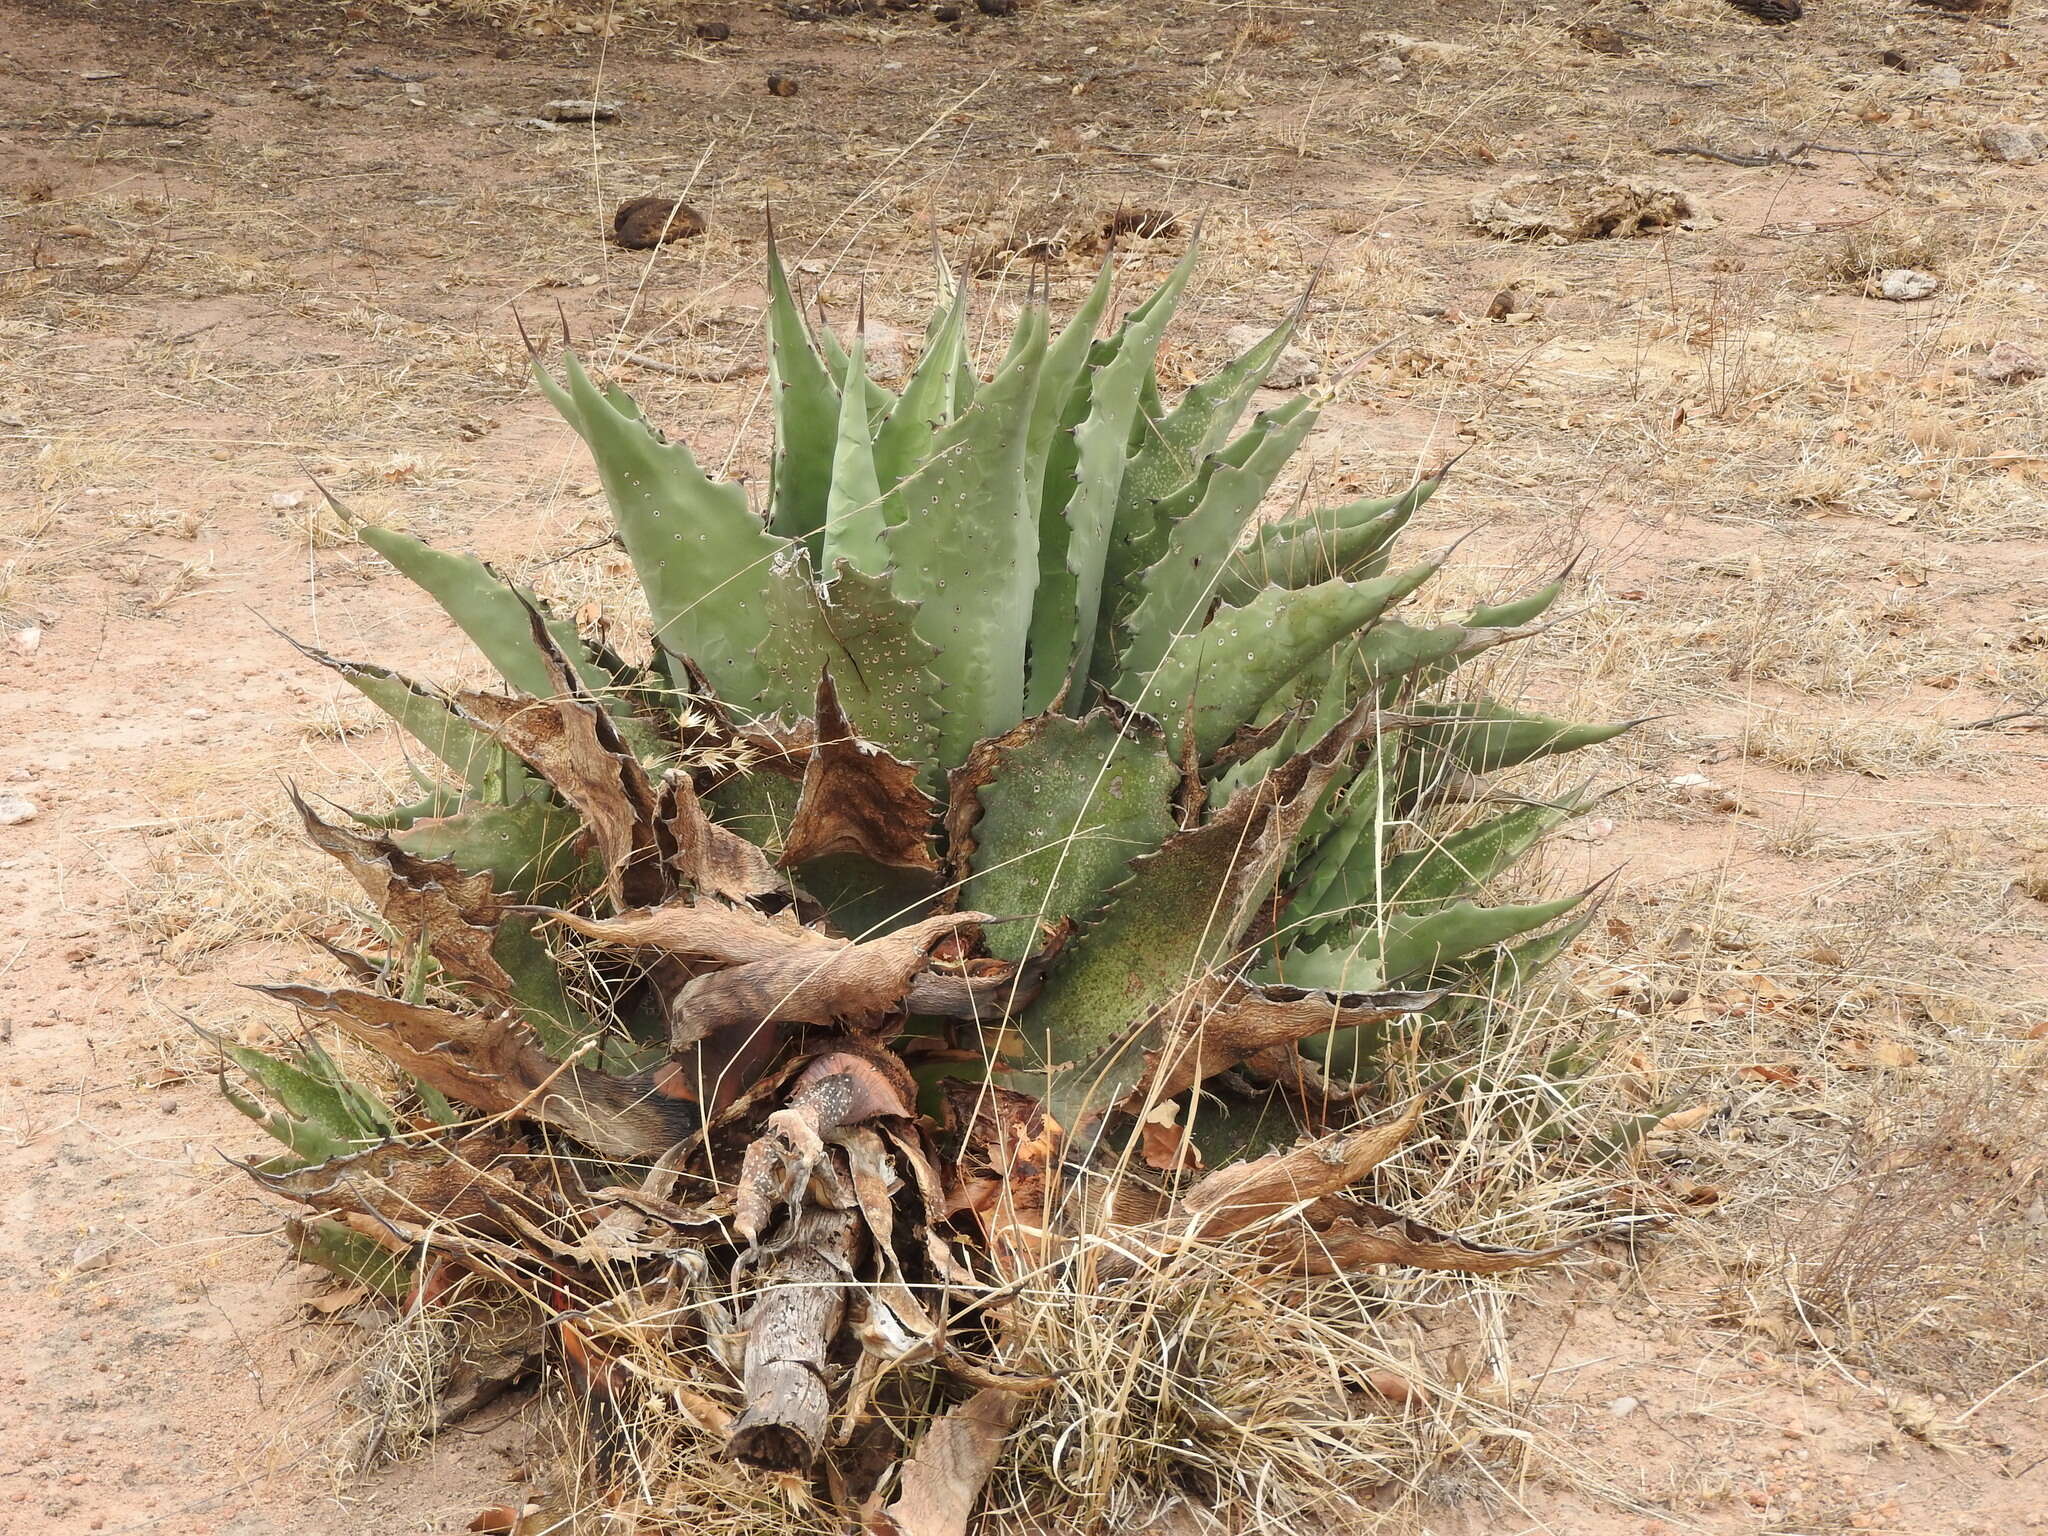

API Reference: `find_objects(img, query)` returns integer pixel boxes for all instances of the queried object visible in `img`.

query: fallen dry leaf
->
[673,911,994,1044]
[1737,1062,1809,1087]
[254,984,699,1158]
[1175,1099,1424,1243]
[1651,1104,1718,1136]
[452,611,666,908]
[1291,1194,1580,1276]
[1838,1037,1919,1071]
[873,1389,1021,1536]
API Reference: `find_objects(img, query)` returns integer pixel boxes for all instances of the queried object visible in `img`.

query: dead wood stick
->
[727,1206,864,1471]
[0,109,216,131]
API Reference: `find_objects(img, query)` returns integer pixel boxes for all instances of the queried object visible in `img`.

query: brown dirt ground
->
[3,0,2047,1532]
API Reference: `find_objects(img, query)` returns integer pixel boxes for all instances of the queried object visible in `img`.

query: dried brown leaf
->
[452,613,664,908]
[254,984,698,1159]
[1291,1194,1580,1275]
[873,1389,1020,1536]
[781,670,939,873]
[672,911,993,1044]
[1134,977,1438,1105]
[658,768,792,907]
[244,1128,550,1235]
[528,896,840,969]
[1174,1098,1424,1243]
[292,791,517,1001]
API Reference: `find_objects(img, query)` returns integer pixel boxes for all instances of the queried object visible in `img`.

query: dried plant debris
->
[1471,172,1706,243]
[970,203,1181,272]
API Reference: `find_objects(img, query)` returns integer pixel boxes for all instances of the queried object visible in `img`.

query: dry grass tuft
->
[1742,710,1990,777]
[124,782,388,968]
[1801,214,1956,291]
[983,1258,1507,1533]
[1773,1060,2048,1396]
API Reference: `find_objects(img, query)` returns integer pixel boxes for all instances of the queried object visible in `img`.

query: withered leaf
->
[526,901,1047,1028]
[243,1129,548,1235]
[452,611,665,909]
[672,911,993,1045]
[291,790,515,1000]
[526,898,841,974]
[255,984,698,1159]
[658,767,793,907]
[1174,1098,1423,1244]
[780,670,939,874]
[1133,977,1439,1106]
[1289,1194,1580,1276]
[874,1388,1020,1536]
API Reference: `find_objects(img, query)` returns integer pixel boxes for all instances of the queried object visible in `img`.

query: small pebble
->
[1979,122,2042,166]
[0,795,36,827]
[1977,341,2043,385]
[1608,1395,1640,1417]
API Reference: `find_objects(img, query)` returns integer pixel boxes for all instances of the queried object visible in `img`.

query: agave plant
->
[223,236,1634,1511]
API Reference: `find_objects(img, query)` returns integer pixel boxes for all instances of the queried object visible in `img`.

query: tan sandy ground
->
[3,0,2047,1531]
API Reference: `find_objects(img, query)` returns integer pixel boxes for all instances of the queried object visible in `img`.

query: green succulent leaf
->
[286,1217,410,1297]
[1462,579,1566,631]
[358,525,614,701]
[217,1037,396,1166]
[1217,472,1443,606]
[1023,254,1117,507]
[815,310,896,426]
[954,708,1179,962]
[286,640,504,791]
[1100,389,1310,646]
[1378,799,1578,913]
[1274,732,1396,941]
[390,796,596,904]
[873,274,970,495]
[1115,397,1320,683]
[884,299,1049,766]
[1282,888,1590,995]
[1025,252,1197,713]
[1119,292,1307,527]
[1018,701,1379,1124]
[762,233,843,549]
[758,556,946,773]
[1409,698,1637,775]
[534,354,786,711]
[1134,561,1437,761]
[820,327,891,577]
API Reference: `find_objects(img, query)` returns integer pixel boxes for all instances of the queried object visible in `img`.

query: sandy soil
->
[4,0,2047,1531]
